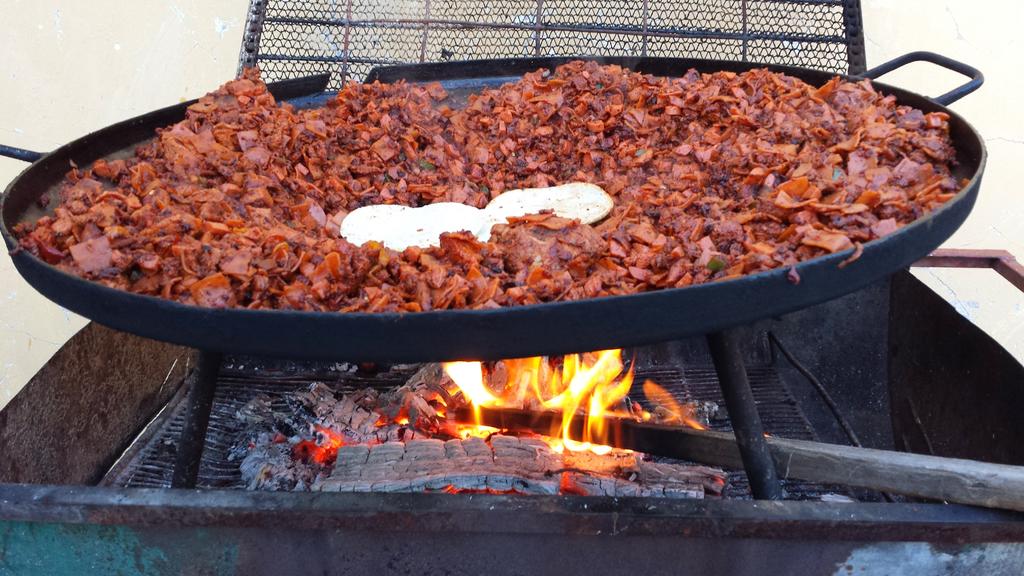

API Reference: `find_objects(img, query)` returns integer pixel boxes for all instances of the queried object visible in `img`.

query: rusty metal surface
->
[889,273,1024,466]
[1,524,1023,576]
[2,478,1022,574]
[914,248,1024,293]
[0,323,192,485]
[1,484,1022,541]
[2,517,1021,576]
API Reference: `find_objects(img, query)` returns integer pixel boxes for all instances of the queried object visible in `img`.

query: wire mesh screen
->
[238,0,865,90]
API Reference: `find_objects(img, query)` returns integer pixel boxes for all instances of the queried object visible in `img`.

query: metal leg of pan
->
[170,350,223,489]
[707,329,783,500]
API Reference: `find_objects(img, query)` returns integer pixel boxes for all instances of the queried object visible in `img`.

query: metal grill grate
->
[103,342,855,501]
[238,0,866,90]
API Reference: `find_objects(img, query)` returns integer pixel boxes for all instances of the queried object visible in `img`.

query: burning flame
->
[641,379,707,431]
[444,350,636,454]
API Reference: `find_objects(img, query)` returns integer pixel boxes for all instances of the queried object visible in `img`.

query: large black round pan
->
[0,53,985,363]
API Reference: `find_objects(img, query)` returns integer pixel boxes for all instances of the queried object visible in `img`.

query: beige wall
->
[0,1,1021,408]
[862,0,1024,359]
[0,1,245,408]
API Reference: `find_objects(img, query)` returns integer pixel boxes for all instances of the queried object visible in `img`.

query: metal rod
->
[236,0,268,75]
[170,350,222,489]
[419,0,431,63]
[341,0,354,81]
[707,329,783,500]
[534,0,544,57]
[260,16,849,44]
[255,54,403,65]
[914,248,1024,294]
[767,331,896,503]
[741,0,748,62]
[767,331,862,447]
[641,0,649,58]
[0,144,44,163]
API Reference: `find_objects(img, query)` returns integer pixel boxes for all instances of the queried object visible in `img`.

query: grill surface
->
[104,339,857,501]
[239,0,866,88]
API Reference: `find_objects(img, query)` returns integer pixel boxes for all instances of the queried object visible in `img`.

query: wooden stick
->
[460,406,1024,512]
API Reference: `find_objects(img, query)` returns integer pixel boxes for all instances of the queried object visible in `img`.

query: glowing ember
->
[456,424,500,439]
[444,350,648,454]
[291,425,345,465]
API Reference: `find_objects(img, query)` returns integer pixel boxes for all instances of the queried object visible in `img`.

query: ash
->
[230,366,727,498]
[231,368,450,491]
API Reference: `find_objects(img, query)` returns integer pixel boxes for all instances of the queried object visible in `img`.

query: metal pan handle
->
[0,144,44,163]
[862,51,983,106]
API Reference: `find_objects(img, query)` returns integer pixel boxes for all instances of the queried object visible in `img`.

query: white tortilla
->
[479,182,613,240]
[339,182,613,248]
[338,204,410,247]
[391,202,487,251]
[340,202,486,251]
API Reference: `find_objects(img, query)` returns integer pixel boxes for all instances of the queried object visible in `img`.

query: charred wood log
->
[314,435,725,498]
[469,406,1024,512]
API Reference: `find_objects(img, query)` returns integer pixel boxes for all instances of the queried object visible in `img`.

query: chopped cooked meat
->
[14,62,961,311]
[491,213,605,275]
[68,236,112,274]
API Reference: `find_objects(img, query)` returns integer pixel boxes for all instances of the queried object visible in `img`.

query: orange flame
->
[443,350,636,454]
[642,379,707,430]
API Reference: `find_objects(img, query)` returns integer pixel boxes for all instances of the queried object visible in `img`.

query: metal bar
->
[641,0,649,58]
[260,16,849,44]
[767,330,896,502]
[0,144,44,163]
[994,258,1024,293]
[236,0,268,75]
[768,331,862,447]
[841,0,867,75]
[534,0,544,57]
[903,396,937,455]
[913,248,1024,293]
[170,350,222,489]
[741,0,748,62]
[341,0,354,81]
[707,330,783,500]
[462,406,1024,512]
[419,0,431,63]
[256,54,404,65]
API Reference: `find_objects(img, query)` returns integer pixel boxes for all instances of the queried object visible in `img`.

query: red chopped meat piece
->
[14,62,959,312]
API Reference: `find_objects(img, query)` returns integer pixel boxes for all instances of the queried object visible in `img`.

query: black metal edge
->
[263,72,332,101]
[366,55,862,85]
[0,57,989,363]
[841,0,867,75]
[237,0,269,75]
[0,184,978,364]
[1,484,1021,541]
[0,149,983,363]
[862,51,984,106]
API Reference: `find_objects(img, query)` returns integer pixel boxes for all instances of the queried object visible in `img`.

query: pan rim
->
[0,56,987,357]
